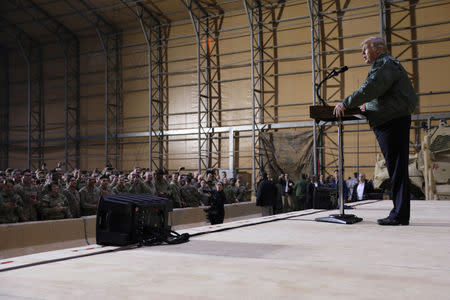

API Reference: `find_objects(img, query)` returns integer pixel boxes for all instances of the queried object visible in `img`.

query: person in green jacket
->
[293,174,308,211]
[334,36,418,226]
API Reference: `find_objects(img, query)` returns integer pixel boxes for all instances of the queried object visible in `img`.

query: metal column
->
[243,0,285,188]
[7,0,79,170]
[0,45,9,170]
[181,0,224,173]
[65,0,122,169]
[128,2,170,170]
[308,0,351,176]
[0,17,43,170]
[380,0,420,149]
[308,0,322,176]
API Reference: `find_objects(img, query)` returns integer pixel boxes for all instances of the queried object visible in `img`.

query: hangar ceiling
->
[0,0,283,46]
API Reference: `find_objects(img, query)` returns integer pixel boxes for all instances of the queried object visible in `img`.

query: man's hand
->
[333,103,346,118]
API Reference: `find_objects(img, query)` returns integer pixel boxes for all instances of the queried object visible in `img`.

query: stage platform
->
[1,200,449,299]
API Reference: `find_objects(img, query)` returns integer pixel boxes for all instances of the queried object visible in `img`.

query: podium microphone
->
[335,66,348,74]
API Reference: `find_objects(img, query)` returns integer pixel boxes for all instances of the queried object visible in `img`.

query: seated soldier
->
[0,179,24,224]
[197,179,212,206]
[39,181,71,220]
[112,174,129,194]
[79,175,101,216]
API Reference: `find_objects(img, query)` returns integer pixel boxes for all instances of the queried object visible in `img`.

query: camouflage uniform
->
[76,177,87,190]
[168,181,185,208]
[0,191,24,224]
[39,192,71,220]
[128,180,147,194]
[15,183,39,221]
[153,177,170,197]
[224,184,237,204]
[99,184,112,195]
[236,185,250,202]
[63,187,81,218]
[197,186,212,206]
[112,183,129,195]
[206,180,217,191]
[143,181,155,195]
[180,184,202,207]
[79,185,101,216]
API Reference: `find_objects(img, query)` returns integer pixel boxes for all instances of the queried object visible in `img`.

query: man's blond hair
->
[362,36,388,53]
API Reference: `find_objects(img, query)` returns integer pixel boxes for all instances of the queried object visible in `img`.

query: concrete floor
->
[1,200,449,300]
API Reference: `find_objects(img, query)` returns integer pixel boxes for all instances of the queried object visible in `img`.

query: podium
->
[310,105,364,224]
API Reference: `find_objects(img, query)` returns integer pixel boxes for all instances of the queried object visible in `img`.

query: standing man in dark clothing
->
[293,174,308,210]
[256,172,277,216]
[334,36,418,226]
[279,173,294,212]
[205,181,226,225]
[306,175,318,209]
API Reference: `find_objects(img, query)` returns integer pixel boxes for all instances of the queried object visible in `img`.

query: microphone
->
[335,66,348,74]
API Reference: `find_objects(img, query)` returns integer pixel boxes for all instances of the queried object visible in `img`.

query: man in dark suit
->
[351,173,374,202]
[329,170,349,207]
[257,172,277,216]
[278,173,294,212]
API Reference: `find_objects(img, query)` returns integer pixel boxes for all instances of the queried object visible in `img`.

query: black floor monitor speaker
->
[313,187,337,209]
[96,194,173,246]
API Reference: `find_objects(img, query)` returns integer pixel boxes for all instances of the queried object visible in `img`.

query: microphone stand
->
[316,67,347,106]
[314,67,363,224]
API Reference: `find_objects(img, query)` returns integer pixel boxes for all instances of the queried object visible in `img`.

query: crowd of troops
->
[0,166,250,224]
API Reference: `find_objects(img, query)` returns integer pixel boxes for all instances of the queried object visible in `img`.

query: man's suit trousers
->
[373,115,411,222]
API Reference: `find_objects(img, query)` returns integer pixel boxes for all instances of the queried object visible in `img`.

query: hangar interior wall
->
[3,0,450,185]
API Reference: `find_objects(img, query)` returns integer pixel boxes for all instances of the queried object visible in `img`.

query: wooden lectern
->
[310,105,365,224]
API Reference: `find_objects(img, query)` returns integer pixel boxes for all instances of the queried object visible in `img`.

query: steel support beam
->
[309,0,351,176]
[380,0,420,149]
[243,0,285,188]
[64,0,121,169]
[181,0,224,173]
[7,0,79,170]
[129,2,170,170]
[0,45,9,169]
[308,0,322,176]
[0,17,43,170]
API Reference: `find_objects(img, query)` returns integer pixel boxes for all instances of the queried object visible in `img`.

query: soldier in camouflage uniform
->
[39,182,71,220]
[0,173,6,193]
[235,178,250,202]
[153,169,170,198]
[206,172,217,191]
[128,173,147,194]
[179,176,202,207]
[63,176,81,218]
[169,176,185,208]
[143,171,155,194]
[109,174,118,190]
[197,179,212,206]
[75,170,88,190]
[112,174,129,194]
[14,169,39,221]
[12,169,22,186]
[79,176,101,216]
[171,173,180,188]
[223,178,238,204]
[0,179,24,224]
[98,175,112,195]
[41,170,65,198]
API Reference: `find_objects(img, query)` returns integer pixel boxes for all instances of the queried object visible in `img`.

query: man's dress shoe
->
[377,217,409,226]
